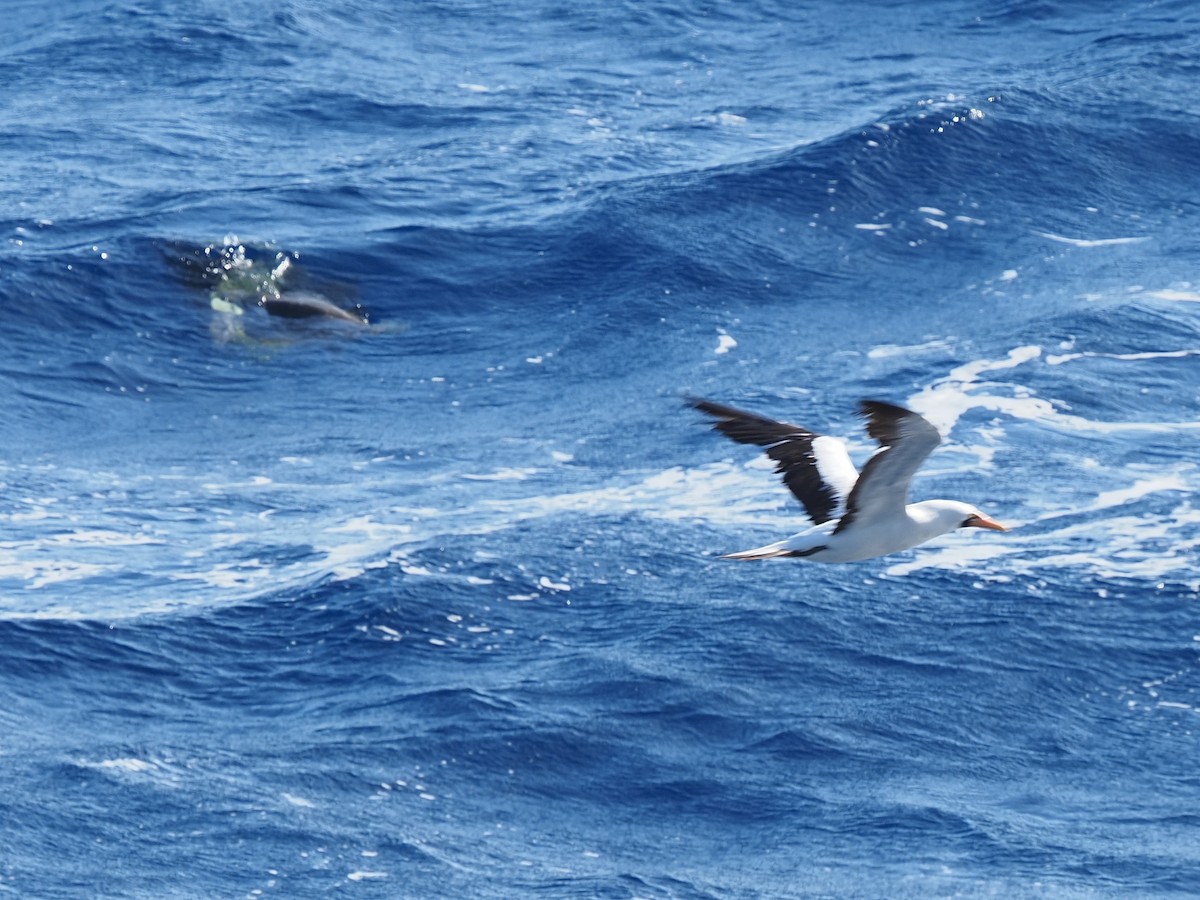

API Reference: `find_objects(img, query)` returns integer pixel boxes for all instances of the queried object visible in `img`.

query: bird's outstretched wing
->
[834,400,941,533]
[689,398,859,525]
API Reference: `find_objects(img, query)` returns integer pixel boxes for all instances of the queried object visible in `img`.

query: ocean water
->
[3,0,1200,896]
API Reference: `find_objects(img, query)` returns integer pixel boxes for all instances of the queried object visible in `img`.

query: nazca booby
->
[690,397,1007,562]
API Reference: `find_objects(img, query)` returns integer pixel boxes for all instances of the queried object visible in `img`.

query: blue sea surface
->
[3,1,1200,896]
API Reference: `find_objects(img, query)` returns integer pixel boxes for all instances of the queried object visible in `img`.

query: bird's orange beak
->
[965,513,1008,532]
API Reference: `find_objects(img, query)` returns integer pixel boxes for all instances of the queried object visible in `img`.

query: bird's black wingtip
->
[857,398,941,446]
[685,395,733,418]
[857,399,913,419]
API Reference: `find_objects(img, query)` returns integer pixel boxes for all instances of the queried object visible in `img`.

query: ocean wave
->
[6,319,1196,622]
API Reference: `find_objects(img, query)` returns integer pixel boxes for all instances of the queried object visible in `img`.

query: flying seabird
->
[689,397,1007,562]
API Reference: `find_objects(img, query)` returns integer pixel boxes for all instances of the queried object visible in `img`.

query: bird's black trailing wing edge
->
[687,397,853,526]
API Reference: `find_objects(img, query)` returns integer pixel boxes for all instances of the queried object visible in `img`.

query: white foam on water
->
[1146,289,1200,302]
[1046,348,1200,366]
[861,341,1200,585]
[1035,231,1148,247]
[0,557,117,590]
[891,513,1200,587]
[905,344,1045,434]
[5,333,1197,618]
[504,461,800,531]
[80,755,182,788]
[867,339,951,359]
[1087,472,1190,512]
[906,344,1200,436]
[346,871,388,881]
[461,468,538,481]
[97,757,155,773]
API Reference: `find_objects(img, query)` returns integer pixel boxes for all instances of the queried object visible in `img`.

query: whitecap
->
[1146,289,1200,302]
[1035,231,1148,247]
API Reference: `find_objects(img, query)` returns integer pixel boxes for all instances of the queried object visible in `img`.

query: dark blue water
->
[4,1,1200,896]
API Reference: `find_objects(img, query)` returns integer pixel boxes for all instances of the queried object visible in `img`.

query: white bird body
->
[724,499,988,562]
[689,398,1006,563]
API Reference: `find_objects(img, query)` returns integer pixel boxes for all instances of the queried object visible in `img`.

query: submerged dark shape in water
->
[164,238,371,332]
[262,290,368,324]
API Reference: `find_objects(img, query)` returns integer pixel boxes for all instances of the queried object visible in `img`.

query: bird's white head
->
[918,500,1008,536]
